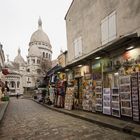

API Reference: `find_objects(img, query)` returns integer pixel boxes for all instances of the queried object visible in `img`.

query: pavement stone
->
[0,101,9,123]
[0,98,140,140]
[34,99,140,137]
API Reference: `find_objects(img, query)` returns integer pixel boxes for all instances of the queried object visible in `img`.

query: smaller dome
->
[14,48,26,66]
[28,46,41,57]
[4,61,14,69]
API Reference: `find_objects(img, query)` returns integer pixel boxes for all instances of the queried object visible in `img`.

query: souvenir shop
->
[47,64,67,108]
[64,38,140,122]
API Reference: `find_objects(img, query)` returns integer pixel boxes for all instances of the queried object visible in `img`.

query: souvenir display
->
[73,78,83,109]
[111,88,120,117]
[103,88,111,115]
[95,80,102,112]
[131,72,139,121]
[119,75,132,117]
[64,87,74,110]
[138,72,140,115]
[82,79,94,111]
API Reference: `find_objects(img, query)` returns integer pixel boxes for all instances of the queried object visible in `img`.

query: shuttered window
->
[101,11,116,45]
[74,37,82,58]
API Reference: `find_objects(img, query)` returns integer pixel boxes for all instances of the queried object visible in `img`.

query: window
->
[27,69,30,72]
[74,37,82,58]
[101,11,116,45]
[17,81,20,88]
[49,54,51,59]
[27,78,31,83]
[43,52,45,58]
[46,53,48,58]
[37,69,41,74]
[37,59,40,64]
[11,81,15,88]
[32,59,35,64]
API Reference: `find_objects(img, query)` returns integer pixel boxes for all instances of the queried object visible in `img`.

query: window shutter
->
[101,17,108,45]
[108,11,116,42]
[74,39,78,58]
[78,37,82,56]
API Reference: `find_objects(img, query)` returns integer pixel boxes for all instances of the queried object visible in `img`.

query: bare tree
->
[40,57,52,75]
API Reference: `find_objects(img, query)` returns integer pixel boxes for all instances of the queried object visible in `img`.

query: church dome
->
[14,48,26,66]
[30,18,50,44]
[28,45,41,57]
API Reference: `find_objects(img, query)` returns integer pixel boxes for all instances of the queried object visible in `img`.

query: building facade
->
[0,43,5,99]
[63,0,140,122]
[65,0,140,64]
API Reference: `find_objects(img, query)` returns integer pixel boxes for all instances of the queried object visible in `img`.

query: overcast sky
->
[0,0,72,61]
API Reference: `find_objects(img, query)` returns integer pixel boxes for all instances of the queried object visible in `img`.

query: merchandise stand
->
[119,75,132,117]
[82,79,94,111]
[64,87,74,110]
[111,87,120,117]
[138,72,140,120]
[95,80,102,112]
[131,72,140,121]
[103,88,111,115]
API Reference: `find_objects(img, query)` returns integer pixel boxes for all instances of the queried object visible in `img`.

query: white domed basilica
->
[5,18,52,95]
[26,17,52,88]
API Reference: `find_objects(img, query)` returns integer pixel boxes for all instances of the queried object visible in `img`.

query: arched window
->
[46,53,48,58]
[43,52,45,58]
[49,54,51,59]
[17,81,20,88]
[11,81,15,88]
[37,59,40,64]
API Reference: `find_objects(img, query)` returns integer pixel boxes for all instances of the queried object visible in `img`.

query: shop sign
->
[92,61,102,80]
[67,71,73,81]
[74,68,81,78]
[84,73,91,80]
[92,61,101,72]
[103,58,114,72]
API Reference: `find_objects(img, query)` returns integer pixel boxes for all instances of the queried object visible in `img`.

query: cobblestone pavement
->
[0,98,140,140]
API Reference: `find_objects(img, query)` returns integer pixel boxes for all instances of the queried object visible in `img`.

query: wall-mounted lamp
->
[65,69,69,72]
[95,57,101,60]
[77,64,82,67]
[126,45,134,50]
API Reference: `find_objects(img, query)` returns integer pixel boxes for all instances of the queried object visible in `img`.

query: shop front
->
[91,46,140,122]
[101,47,140,121]
[64,36,140,122]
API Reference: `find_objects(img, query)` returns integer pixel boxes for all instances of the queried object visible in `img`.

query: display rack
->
[138,72,140,117]
[103,88,111,115]
[119,75,132,117]
[82,80,93,111]
[131,72,140,121]
[111,88,120,117]
[64,87,74,110]
[95,80,102,112]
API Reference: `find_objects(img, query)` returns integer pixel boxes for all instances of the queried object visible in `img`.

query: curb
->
[0,101,9,123]
[32,99,140,137]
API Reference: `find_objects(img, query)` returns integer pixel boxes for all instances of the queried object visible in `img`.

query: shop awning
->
[65,33,140,68]
[47,65,62,76]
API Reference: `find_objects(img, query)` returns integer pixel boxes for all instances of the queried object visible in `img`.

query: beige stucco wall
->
[65,0,140,63]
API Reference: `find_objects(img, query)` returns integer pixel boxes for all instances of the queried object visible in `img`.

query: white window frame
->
[74,37,82,58]
[101,11,117,45]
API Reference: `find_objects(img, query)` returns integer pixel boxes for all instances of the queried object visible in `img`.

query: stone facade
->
[65,0,140,64]
[57,51,67,68]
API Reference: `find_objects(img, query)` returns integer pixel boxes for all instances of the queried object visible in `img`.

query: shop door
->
[74,77,83,109]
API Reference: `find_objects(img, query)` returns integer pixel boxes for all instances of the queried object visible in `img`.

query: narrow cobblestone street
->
[0,98,139,140]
